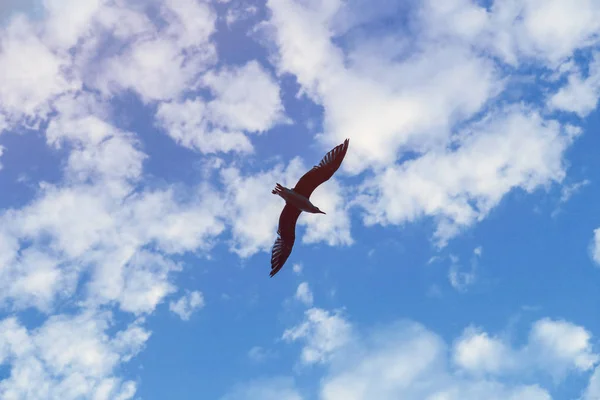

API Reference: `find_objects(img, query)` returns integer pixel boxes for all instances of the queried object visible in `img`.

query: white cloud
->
[295,282,313,306]
[449,264,476,292]
[0,312,149,400]
[274,309,598,399]
[265,0,503,175]
[583,366,600,400]
[0,16,78,122]
[292,264,303,275]
[282,307,352,365]
[247,346,276,363]
[548,52,600,117]
[41,1,290,157]
[453,318,598,379]
[448,248,482,292]
[590,228,600,265]
[97,36,207,103]
[0,90,226,314]
[162,0,217,49]
[93,2,153,41]
[453,328,514,375]
[41,0,105,51]
[224,2,259,26]
[92,0,217,102]
[356,107,578,245]
[112,251,179,315]
[76,185,224,315]
[508,0,600,65]
[318,320,553,400]
[155,61,287,154]
[169,290,205,321]
[528,318,599,376]
[420,0,600,66]
[202,61,288,133]
[264,0,591,246]
[155,98,254,154]
[559,179,590,204]
[0,82,225,398]
[1,184,187,313]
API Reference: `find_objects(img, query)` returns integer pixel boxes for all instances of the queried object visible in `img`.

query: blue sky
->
[1,0,600,399]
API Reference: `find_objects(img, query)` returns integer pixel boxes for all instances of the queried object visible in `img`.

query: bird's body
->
[269,138,350,277]
[272,183,324,214]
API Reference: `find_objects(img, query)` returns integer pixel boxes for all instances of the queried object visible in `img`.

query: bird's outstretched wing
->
[270,204,302,277]
[293,138,349,199]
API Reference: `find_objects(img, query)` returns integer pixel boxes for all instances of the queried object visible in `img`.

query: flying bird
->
[269,138,350,277]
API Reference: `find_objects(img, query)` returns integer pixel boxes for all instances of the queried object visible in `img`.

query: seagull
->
[269,138,350,277]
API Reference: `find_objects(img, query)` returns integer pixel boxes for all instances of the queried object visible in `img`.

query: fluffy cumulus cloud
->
[548,52,600,117]
[155,61,287,154]
[419,0,600,66]
[264,0,502,173]
[0,311,149,400]
[318,321,553,400]
[356,107,578,244]
[263,0,600,245]
[0,112,226,313]
[282,307,352,365]
[0,15,78,123]
[270,310,599,400]
[91,0,217,102]
[0,0,288,153]
[453,318,598,379]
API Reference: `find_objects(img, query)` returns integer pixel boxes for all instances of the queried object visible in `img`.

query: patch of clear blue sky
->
[1,1,600,399]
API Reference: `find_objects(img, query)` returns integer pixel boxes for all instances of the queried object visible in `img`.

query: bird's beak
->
[320,210,326,214]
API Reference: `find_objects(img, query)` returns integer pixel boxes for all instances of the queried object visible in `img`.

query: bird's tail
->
[271,183,284,195]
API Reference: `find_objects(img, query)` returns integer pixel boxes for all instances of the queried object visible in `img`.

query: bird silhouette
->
[270,138,350,277]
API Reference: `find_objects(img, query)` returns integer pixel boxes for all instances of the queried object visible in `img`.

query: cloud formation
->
[1,0,600,398]
[170,290,205,321]
[272,310,599,399]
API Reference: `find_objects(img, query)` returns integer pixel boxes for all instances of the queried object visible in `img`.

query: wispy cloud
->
[169,291,205,321]
[282,307,352,365]
[294,282,313,306]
